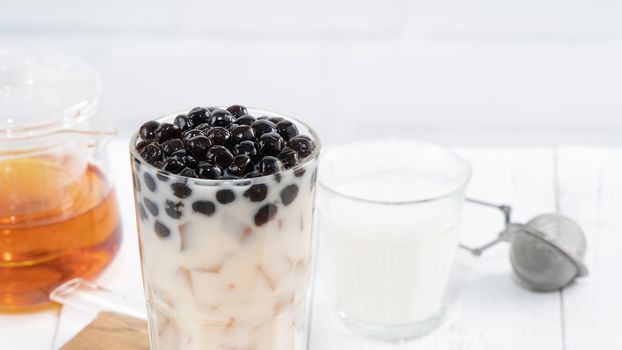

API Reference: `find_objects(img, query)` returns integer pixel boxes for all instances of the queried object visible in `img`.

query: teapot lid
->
[0,47,101,140]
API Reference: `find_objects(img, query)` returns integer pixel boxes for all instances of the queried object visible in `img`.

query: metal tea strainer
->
[460,198,588,292]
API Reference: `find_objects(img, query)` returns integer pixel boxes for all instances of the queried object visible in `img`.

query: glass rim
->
[319,139,471,206]
[129,107,322,185]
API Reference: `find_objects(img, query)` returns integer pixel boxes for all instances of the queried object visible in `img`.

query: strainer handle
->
[459,198,513,256]
[465,197,512,225]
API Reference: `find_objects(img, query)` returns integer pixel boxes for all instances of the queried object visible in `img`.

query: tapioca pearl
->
[181,153,199,169]
[251,120,277,138]
[154,221,171,238]
[255,204,278,226]
[140,143,164,165]
[280,185,299,206]
[165,200,184,219]
[171,182,192,199]
[192,200,216,216]
[274,174,282,183]
[139,120,159,141]
[226,104,248,118]
[294,168,306,177]
[194,123,212,135]
[229,124,255,144]
[154,123,182,143]
[276,120,299,141]
[179,167,197,178]
[216,189,236,204]
[160,139,185,156]
[208,108,234,128]
[173,114,194,132]
[244,170,262,179]
[133,158,142,172]
[138,202,148,221]
[226,154,252,177]
[268,116,284,124]
[235,115,256,126]
[197,163,223,180]
[162,156,186,174]
[234,140,258,160]
[258,132,284,157]
[156,172,169,182]
[206,127,232,147]
[182,129,205,143]
[133,174,142,192]
[186,136,212,161]
[144,197,159,216]
[188,107,210,126]
[243,184,268,202]
[278,148,299,169]
[310,169,318,191]
[205,145,234,169]
[259,156,283,175]
[171,148,186,157]
[288,135,316,158]
[143,172,157,192]
[135,140,153,154]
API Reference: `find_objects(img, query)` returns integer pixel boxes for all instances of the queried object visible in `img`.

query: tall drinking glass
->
[318,140,470,340]
[130,109,320,350]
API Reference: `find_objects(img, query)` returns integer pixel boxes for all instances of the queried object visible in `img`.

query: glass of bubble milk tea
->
[130,105,320,350]
[319,140,470,340]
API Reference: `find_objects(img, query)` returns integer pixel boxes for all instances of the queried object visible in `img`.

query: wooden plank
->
[61,312,148,350]
[556,147,622,349]
[310,147,563,349]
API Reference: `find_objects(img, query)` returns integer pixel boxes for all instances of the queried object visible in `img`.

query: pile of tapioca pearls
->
[135,105,316,180]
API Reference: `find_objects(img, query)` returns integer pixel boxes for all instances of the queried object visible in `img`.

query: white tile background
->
[1,0,622,146]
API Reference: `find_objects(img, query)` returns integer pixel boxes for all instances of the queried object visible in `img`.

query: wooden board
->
[60,312,148,350]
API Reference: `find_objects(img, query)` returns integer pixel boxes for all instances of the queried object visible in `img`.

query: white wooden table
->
[1,141,621,349]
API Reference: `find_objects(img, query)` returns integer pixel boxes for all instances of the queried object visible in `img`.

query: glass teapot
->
[0,47,121,310]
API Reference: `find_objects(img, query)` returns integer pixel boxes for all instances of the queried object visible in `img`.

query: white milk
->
[320,176,462,326]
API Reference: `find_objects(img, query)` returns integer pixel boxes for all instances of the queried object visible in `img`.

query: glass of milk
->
[318,140,470,340]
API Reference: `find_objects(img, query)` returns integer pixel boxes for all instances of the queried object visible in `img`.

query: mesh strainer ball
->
[509,214,588,292]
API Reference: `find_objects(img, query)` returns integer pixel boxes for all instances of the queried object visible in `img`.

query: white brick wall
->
[1,0,621,145]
